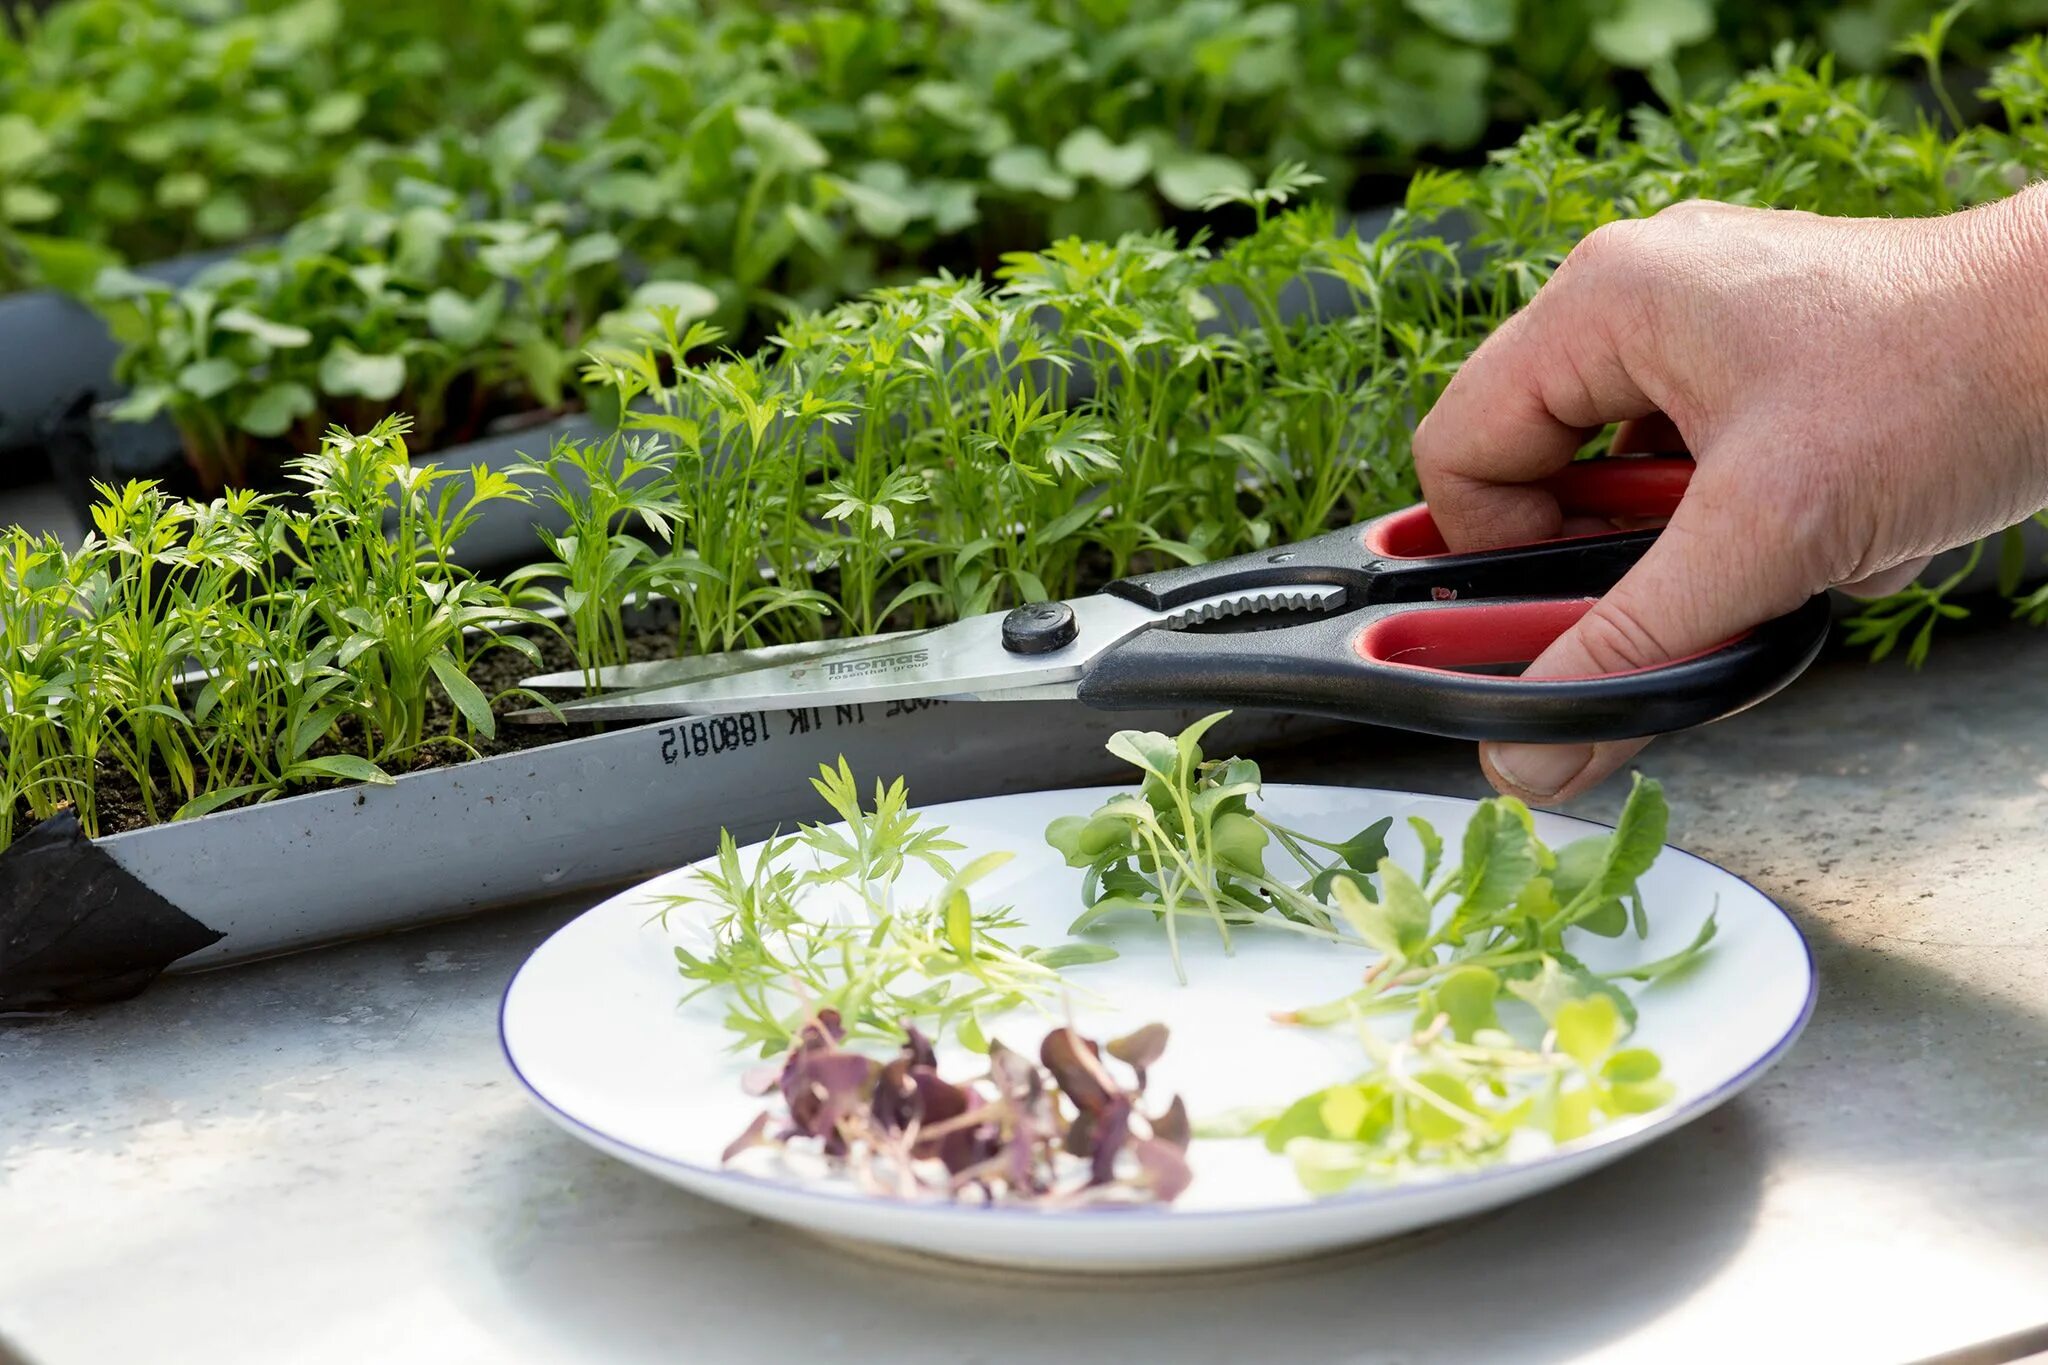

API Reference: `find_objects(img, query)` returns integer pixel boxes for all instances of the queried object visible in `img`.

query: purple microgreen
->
[1106,1021,1169,1086]
[724,1015,1189,1207]
[720,1111,773,1164]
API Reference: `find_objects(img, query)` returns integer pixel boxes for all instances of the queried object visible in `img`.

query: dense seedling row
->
[72,0,2045,490]
[18,0,2029,293]
[0,0,606,292]
[5,31,2048,845]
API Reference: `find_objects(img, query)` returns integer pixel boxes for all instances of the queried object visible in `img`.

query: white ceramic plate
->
[501,784,1815,1272]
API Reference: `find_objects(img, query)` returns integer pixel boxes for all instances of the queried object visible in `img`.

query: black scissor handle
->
[1104,457,1696,611]
[1074,593,1831,743]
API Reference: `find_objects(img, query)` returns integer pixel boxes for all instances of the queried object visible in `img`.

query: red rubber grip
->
[1365,457,1695,559]
[1355,597,1738,680]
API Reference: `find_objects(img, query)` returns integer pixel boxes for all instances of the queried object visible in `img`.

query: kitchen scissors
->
[514,457,1830,743]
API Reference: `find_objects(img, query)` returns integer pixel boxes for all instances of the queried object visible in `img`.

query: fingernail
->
[1490,743,1594,800]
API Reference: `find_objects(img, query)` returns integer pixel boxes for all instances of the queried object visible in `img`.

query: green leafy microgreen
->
[661,760,1114,1056]
[1048,712,1414,984]
[1064,717,1709,1194]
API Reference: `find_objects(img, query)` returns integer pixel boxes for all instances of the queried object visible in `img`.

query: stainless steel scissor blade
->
[518,630,929,693]
[509,585,1347,724]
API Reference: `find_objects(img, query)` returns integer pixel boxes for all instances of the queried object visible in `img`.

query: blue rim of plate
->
[499,785,1819,1225]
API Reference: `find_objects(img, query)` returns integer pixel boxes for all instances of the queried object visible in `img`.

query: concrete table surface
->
[3,623,2047,1365]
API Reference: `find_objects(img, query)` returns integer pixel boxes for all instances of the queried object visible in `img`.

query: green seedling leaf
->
[1560,775,1668,925]
[172,784,272,822]
[988,145,1076,200]
[479,229,561,279]
[1319,1083,1371,1140]
[564,231,623,274]
[1591,0,1713,67]
[1549,836,1610,903]
[1554,993,1622,1067]
[427,287,504,350]
[1054,127,1151,188]
[306,90,365,136]
[1574,897,1629,937]
[1067,896,1162,935]
[1407,1072,1479,1143]
[1999,524,2029,597]
[1044,815,1090,865]
[1337,860,1431,959]
[1602,1048,1663,1085]
[177,358,241,400]
[237,382,315,437]
[0,114,50,174]
[157,171,207,209]
[1456,797,1539,919]
[13,232,119,295]
[1155,152,1252,209]
[1333,817,1394,872]
[734,106,828,172]
[1505,956,1574,1023]
[1411,816,1444,888]
[216,308,313,349]
[1264,1090,1338,1153]
[1404,0,1517,45]
[1547,1085,1599,1144]
[108,383,173,424]
[428,652,495,738]
[601,279,722,337]
[1560,952,1640,1030]
[1603,912,1718,984]
[319,343,406,401]
[288,754,396,787]
[1211,811,1268,878]
[1105,727,1178,782]
[1432,965,1502,1041]
[1026,942,1119,970]
[1174,710,1230,773]
[1,185,57,223]
[196,193,252,242]
[1285,1137,1373,1196]
[944,885,974,958]
[1309,865,1376,904]
[1605,1076,1677,1114]
[940,851,1014,958]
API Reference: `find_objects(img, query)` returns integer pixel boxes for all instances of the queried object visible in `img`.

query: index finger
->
[1413,223,1668,552]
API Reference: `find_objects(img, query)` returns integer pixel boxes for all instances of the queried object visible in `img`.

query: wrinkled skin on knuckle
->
[1553,218,1650,299]
[1571,594,1684,675]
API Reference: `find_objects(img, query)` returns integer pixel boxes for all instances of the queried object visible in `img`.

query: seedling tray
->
[0,701,1337,1011]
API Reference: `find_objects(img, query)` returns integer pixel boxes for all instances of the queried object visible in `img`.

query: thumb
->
[1482,479,1818,803]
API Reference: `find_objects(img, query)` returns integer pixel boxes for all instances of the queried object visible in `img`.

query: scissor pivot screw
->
[1001,602,1078,654]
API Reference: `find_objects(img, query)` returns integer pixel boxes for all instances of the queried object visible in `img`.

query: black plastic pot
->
[0,248,229,491]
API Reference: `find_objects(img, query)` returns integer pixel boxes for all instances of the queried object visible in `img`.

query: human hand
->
[1413,187,2048,803]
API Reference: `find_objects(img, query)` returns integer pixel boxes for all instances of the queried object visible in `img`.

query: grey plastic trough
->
[99,702,1339,973]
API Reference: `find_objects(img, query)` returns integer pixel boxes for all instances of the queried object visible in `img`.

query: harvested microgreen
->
[1047,711,1396,984]
[1192,751,1712,1193]
[661,759,1116,1057]
[1208,987,1678,1193]
[1273,772,1701,1029]
[722,1010,1190,1207]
